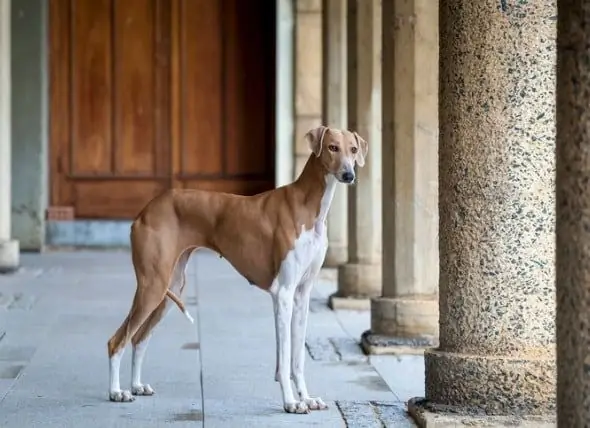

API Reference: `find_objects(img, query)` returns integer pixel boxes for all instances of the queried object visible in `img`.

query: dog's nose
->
[341,171,355,183]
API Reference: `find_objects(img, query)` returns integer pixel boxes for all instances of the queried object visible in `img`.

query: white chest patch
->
[275,175,337,287]
[282,226,327,286]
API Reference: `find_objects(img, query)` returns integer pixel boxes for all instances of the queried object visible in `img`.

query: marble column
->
[555,1,590,425]
[362,0,439,355]
[321,0,348,268]
[0,0,19,273]
[413,0,556,416]
[330,0,382,311]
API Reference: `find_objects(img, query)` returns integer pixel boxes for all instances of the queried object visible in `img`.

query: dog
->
[106,126,368,414]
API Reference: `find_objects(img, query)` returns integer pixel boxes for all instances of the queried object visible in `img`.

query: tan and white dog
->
[106,126,367,414]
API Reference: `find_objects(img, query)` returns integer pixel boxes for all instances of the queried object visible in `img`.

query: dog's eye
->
[328,145,339,152]
[351,147,358,154]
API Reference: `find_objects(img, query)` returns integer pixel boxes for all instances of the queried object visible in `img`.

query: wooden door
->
[49,0,275,220]
[171,0,276,194]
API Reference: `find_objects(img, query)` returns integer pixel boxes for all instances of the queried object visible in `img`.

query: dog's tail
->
[165,290,194,324]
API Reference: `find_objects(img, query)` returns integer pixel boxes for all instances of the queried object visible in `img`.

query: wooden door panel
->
[180,179,275,196]
[174,0,275,193]
[224,0,274,177]
[70,0,112,175]
[114,0,157,175]
[176,0,224,178]
[74,180,164,218]
[50,0,171,219]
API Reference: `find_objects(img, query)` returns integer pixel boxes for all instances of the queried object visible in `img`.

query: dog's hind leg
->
[128,249,194,397]
[107,280,166,402]
[129,299,166,396]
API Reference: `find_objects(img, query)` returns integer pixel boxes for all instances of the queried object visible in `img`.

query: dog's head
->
[304,126,368,184]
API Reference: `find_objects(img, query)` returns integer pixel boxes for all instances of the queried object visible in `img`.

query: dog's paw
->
[131,383,155,396]
[109,389,135,402]
[305,396,328,410]
[284,401,311,414]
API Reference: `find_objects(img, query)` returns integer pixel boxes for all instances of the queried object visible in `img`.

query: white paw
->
[284,401,311,414]
[109,389,135,402]
[304,396,328,410]
[131,383,155,396]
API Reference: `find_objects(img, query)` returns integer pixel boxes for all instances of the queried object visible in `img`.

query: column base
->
[424,348,556,415]
[328,292,371,311]
[323,243,348,267]
[337,262,381,297]
[330,262,381,310]
[407,397,556,428]
[361,296,438,354]
[319,266,338,283]
[0,239,20,274]
[372,295,438,335]
[361,329,437,355]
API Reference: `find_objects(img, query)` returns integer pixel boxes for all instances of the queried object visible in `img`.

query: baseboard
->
[46,220,133,248]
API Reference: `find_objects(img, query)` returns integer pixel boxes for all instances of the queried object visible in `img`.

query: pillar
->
[11,0,49,250]
[330,0,381,310]
[293,0,323,179]
[321,0,348,267]
[555,1,590,425]
[0,0,20,273]
[362,0,439,355]
[416,0,556,416]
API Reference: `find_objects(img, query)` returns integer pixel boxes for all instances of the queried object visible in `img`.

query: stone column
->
[556,1,590,425]
[411,1,556,418]
[0,0,19,273]
[331,0,382,311]
[321,0,348,268]
[362,0,439,355]
[11,0,49,250]
[293,0,323,178]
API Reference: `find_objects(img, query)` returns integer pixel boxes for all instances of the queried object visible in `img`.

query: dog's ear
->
[353,132,368,167]
[305,126,329,157]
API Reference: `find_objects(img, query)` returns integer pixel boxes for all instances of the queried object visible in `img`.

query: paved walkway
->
[0,251,422,427]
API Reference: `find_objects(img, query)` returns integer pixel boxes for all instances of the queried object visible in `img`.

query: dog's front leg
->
[272,284,309,414]
[291,279,328,411]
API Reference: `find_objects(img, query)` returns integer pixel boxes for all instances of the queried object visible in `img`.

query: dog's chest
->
[279,223,328,285]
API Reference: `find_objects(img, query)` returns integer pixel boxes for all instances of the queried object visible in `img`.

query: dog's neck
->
[294,154,338,235]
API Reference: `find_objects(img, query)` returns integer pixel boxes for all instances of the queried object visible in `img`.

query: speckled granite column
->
[556,1,590,425]
[322,0,348,268]
[362,0,439,355]
[423,0,556,414]
[331,0,382,310]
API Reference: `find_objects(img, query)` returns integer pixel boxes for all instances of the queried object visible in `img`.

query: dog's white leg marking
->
[272,283,310,414]
[131,334,155,396]
[274,307,280,382]
[291,278,328,411]
[109,347,135,402]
